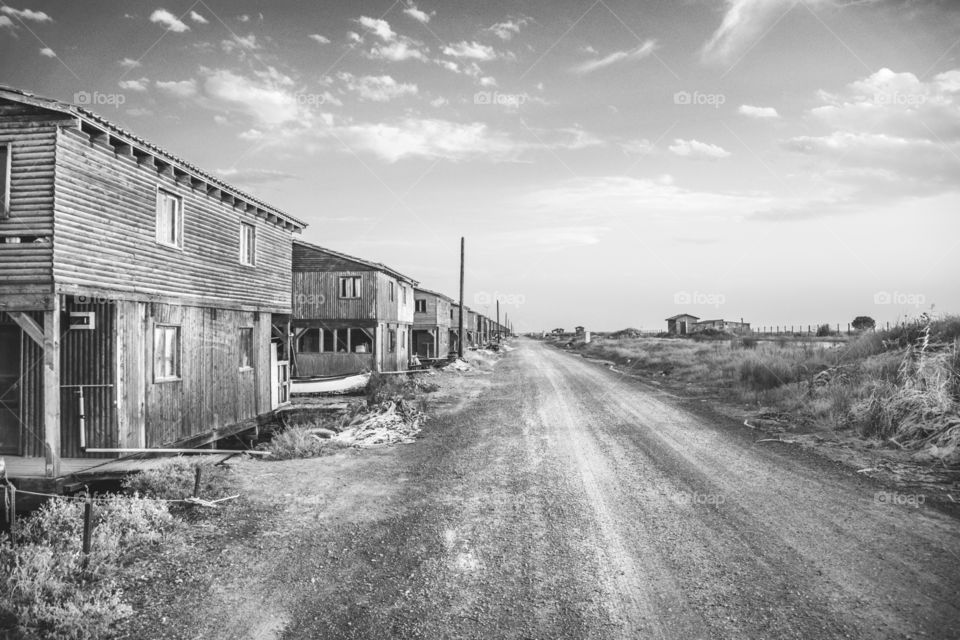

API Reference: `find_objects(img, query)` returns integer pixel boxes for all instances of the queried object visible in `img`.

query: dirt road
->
[131,339,960,639]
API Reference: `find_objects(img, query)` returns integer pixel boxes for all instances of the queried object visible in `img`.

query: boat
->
[291,372,371,395]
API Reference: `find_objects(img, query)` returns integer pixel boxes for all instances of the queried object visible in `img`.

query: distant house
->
[693,319,751,334]
[0,85,306,474]
[413,287,453,358]
[291,241,417,376]
[665,314,699,335]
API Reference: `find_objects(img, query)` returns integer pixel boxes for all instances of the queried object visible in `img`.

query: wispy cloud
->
[403,2,434,24]
[668,138,731,160]
[39,47,56,58]
[738,104,779,118]
[189,10,208,25]
[118,57,141,69]
[1,6,52,22]
[150,8,189,33]
[119,78,149,91]
[337,72,418,102]
[571,40,657,74]
[443,41,497,61]
[308,33,330,44]
[487,16,530,40]
[215,168,298,184]
[155,78,197,98]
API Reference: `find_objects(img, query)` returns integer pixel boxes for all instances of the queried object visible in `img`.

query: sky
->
[1,0,958,332]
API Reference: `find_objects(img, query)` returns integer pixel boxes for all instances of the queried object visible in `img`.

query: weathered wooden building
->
[413,287,453,359]
[0,86,305,476]
[666,314,699,335]
[291,241,417,376]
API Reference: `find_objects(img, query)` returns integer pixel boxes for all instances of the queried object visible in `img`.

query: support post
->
[496,299,500,343]
[458,237,465,359]
[43,301,61,478]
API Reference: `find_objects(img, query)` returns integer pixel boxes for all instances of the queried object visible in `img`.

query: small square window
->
[156,189,183,248]
[415,299,426,313]
[239,327,254,369]
[240,223,256,265]
[339,276,361,298]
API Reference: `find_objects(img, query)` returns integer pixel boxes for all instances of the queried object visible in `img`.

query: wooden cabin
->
[291,241,417,376]
[413,287,453,359]
[0,85,306,477]
[450,303,474,351]
[666,314,699,335]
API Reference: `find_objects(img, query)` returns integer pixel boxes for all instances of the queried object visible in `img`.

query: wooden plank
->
[43,301,60,477]
[8,311,43,345]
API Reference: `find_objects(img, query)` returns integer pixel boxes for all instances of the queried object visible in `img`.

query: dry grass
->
[570,316,960,462]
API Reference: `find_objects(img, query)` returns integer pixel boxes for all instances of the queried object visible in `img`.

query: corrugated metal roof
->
[0,84,306,230]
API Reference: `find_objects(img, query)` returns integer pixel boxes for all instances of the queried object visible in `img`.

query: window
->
[153,325,181,381]
[401,330,406,348]
[0,143,10,220]
[156,189,182,248]
[339,276,361,299]
[389,328,396,353]
[415,299,427,313]
[402,286,407,304]
[321,327,336,353]
[298,328,320,353]
[240,223,256,265]
[239,327,254,369]
[389,281,395,301]
[352,328,373,353]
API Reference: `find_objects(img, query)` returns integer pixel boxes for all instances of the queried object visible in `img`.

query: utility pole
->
[458,237,465,359]
[496,299,500,343]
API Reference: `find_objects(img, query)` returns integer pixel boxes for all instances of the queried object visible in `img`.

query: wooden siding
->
[53,127,293,312]
[294,352,375,377]
[292,270,377,321]
[0,102,62,295]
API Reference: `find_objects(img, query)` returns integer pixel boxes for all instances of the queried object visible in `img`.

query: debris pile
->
[444,359,471,372]
[334,399,424,447]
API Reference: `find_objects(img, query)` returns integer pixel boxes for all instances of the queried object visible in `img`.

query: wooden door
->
[0,326,21,454]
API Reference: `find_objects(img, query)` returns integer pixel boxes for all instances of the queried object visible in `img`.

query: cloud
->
[332,118,516,163]
[39,47,55,57]
[0,6,52,22]
[126,107,154,117]
[403,3,434,23]
[571,40,657,74]
[155,79,197,98]
[150,8,189,33]
[309,34,330,44]
[443,40,497,61]
[119,57,141,69]
[668,138,731,160]
[337,72,418,102]
[222,33,261,55]
[620,138,655,155]
[215,168,298,184]
[487,16,530,40]
[781,67,960,196]
[202,67,302,126]
[738,104,779,118]
[699,0,872,64]
[356,16,395,41]
[0,16,12,29]
[119,78,149,91]
[369,39,428,62]
[189,10,208,24]
[430,96,448,107]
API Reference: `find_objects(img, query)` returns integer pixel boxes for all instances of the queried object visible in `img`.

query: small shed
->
[665,314,700,335]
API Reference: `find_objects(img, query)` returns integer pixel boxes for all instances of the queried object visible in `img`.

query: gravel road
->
[147,339,960,640]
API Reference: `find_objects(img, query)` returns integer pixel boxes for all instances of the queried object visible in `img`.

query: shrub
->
[816,324,833,337]
[122,456,234,502]
[260,424,347,460]
[1,494,174,640]
[367,372,418,405]
[739,354,799,391]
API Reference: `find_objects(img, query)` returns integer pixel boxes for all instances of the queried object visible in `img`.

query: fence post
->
[193,466,202,499]
[6,483,15,544]
[81,491,93,556]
